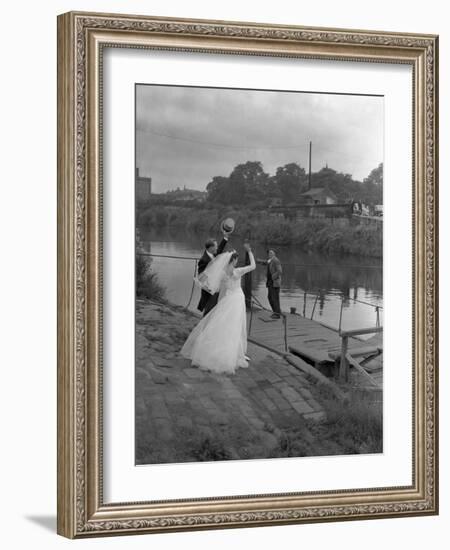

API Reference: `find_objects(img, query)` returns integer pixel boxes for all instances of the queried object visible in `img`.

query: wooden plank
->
[285,354,347,401]
[249,326,285,332]
[248,334,285,340]
[345,353,381,388]
[289,345,331,364]
[341,326,383,337]
[251,338,285,346]
[352,385,383,393]
[248,313,384,384]
[372,372,383,383]
[366,333,383,346]
[335,342,363,351]
[328,346,381,360]
[247,337,288,358]
[340,336,349,381]
[362,353,383,372]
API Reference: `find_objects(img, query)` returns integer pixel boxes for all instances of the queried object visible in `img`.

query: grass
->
[136,255,166,301]
[135,385,382,465]
[306,383,382,455]
[137,204,382,257]
[136,432,233,465]
[189,437,234,462]
[136,425,253,465]
[264,385,382,459]
[135,234,166,301]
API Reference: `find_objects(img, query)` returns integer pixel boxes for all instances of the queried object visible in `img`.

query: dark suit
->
[197,237,228,316]
[258,256,282,315]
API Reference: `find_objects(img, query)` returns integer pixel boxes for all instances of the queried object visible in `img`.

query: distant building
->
[136,168,152,203]
[268,197,283,208]
[166,186,206,202]
[299,187,337,205]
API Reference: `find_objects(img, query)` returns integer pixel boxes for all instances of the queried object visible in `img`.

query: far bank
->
[137,204,382,258]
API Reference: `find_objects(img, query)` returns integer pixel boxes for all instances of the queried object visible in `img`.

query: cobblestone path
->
[136,300,326,464]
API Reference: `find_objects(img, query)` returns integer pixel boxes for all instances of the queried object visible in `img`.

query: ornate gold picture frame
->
[57,11,438,538]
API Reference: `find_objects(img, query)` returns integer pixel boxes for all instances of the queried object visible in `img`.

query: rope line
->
[137,128,312,151]
[184,259,198,310]
[137,252,382,270]
[141,251,383,311]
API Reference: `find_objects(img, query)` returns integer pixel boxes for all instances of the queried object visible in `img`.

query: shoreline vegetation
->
[137,204,382,258]
[136,230,166,301]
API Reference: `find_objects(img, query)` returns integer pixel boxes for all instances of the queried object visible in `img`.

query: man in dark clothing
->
[257,249,282,318]
[197,231,229,316]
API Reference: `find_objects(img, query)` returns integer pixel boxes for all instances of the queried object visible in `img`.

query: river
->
[139,227,383,334]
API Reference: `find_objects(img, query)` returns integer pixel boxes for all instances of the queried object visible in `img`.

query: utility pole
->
[308,141,312,191]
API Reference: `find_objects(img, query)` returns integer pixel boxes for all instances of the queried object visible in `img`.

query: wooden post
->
[308,141,312,190]
[339,335,349,381]
[345,353,381,389]
[248,301,254,335]
[243,247,252,310]
[333,358,340,380]
[310,290,319,320]
[283,314,288,352]
[336,326,383,384]
[338,295,344,333]
[184,259,198,310]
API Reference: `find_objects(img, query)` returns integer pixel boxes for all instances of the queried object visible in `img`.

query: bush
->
[135,230,166,301]
[311,385,383,454]
[135,255,166,302]
[155,209,169,227]
[136,205,382,257]
[137,208,154,228]
[190,437,233,461]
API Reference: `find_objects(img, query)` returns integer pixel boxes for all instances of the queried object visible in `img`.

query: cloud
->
[136,84,383,193]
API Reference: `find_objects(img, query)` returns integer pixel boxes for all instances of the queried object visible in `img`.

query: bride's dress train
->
[180,252,255,374]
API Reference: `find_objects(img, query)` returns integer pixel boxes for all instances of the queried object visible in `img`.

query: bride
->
[180,243,256,374]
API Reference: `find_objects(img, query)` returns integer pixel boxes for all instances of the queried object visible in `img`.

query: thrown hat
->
[221,217,235,234]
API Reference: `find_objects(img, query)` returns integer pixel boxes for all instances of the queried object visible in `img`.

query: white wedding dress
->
[180,251,256,374]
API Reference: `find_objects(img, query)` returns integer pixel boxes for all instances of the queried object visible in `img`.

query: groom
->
[197,229,229,316]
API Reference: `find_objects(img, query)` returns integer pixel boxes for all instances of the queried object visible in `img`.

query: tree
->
[274,163,307,204]
[229,161,269,204]
[204,160,382,207]
[310,167,360,202]
[364,163,383,186]
[360,163,383,205]
[206,176,230,204]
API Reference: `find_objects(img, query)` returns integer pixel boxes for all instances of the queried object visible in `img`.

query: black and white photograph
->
[135,83,384,466]
[0,0,441,543]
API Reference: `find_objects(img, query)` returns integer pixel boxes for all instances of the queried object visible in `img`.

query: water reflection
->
[139,227,383,333]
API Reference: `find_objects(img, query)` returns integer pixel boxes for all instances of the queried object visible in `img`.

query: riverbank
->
[135,298,382,464]
[137,205,382,257]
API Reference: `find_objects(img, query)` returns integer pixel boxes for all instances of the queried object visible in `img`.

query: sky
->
[136,84,383,194]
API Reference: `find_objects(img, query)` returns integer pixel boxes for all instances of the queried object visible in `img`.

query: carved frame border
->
[57,11,438,538]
